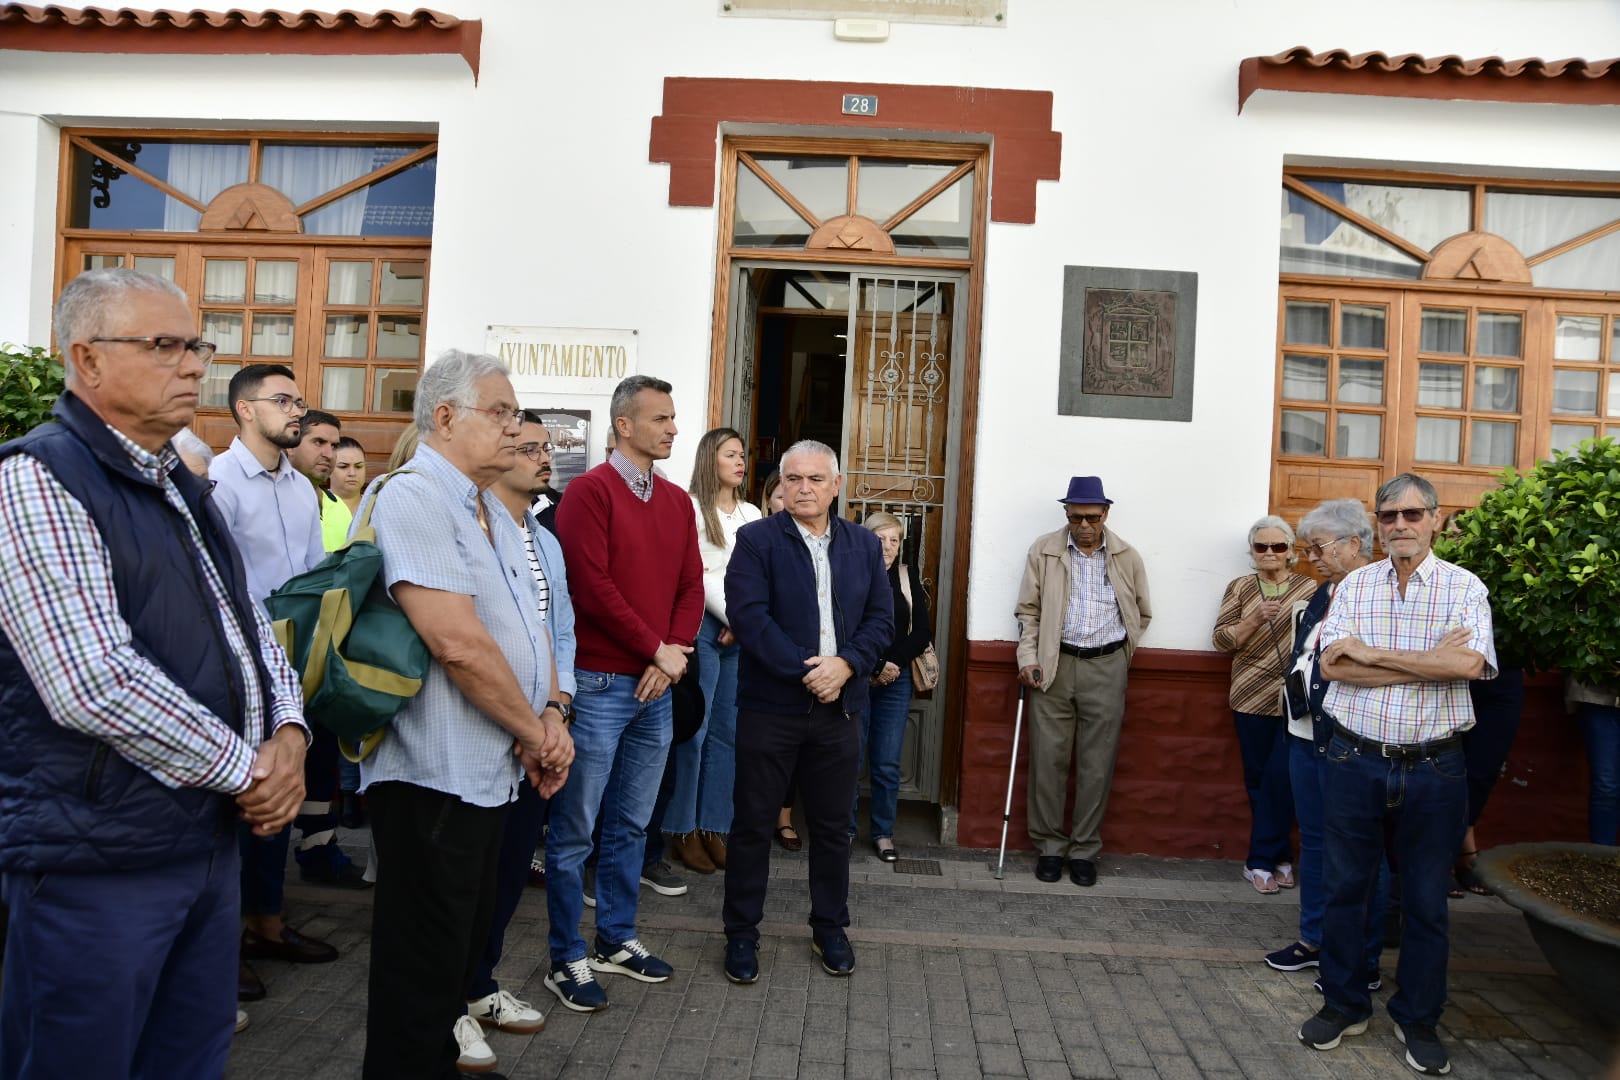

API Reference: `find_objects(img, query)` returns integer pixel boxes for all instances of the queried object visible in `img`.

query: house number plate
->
[841,94,879,116]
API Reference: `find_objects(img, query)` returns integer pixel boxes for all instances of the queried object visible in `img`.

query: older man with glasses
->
[1297,473,1495,1078]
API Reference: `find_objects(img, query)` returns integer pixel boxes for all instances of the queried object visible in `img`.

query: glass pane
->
[1336,413,1381,459]
[87,138,248,204]
[1532,229,1620,292]
[374,369,420,413]
[254,261,298,305]
[249,314,295,357]
[1415,417,1461,462]
[260,143,387,205]
[132,256,174,280]
[1552,369,1599,414]
[83,254,123,271]
[1338,358,1384,404]
[1472,366,1520,412]
[1282,355,1327,401]
[325,315,369,359]
[1279,410,1326,456]
[327,262,374,305]
[203,260,246,303]
[732,165,812,248]
[1610,373,1620,418]
[380,261,426,306]
[1469,420,1517,467]
[1418,362,1463,408]
[299,156,436,237]
[200,362,238,409]
[1283,302,1330,346]
[1486,190,1620,258]
[754,156,848,223]
[1301,179,1470,252]
[1340,304,1386,350]
[202,311,243,355]
[321,367,365,411]
[69,142,228,230]
[376,316,422,361]
[1420,309,1466,354]
[1279,189,1422,279]
[760,270,851,311]
[1551,424,1596,454]
[889,175,973,258]
[1555,315,1602,361]
[1477,312,1522,358]
[855,159,957,222]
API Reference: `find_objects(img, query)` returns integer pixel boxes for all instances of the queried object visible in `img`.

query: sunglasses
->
[1067,513,1105,526]
[1376,507,1431,525]
[1252,542,1289,554]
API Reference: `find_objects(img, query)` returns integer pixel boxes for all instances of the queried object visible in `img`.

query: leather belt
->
[1330,720,1462,761]
[1059,638,1126,660]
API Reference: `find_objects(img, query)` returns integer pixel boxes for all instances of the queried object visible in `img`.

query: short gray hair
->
[610,375,673,424]
[781,439,839,476]
[414,349,509,434]
[1248,514,1298,568]
[55,268,189,387]
[1376,472,1438,513]
[1298,498,1373,552]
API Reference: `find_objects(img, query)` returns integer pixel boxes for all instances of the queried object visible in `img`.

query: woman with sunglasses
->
[1212,515,1317,894]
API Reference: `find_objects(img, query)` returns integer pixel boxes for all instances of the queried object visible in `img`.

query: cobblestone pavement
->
[228,833,1617,1079]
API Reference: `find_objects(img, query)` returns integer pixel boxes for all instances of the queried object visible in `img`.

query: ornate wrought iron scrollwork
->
[87,141,141,210]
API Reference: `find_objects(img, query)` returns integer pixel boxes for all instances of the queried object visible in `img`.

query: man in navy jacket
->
[719,439,892,984]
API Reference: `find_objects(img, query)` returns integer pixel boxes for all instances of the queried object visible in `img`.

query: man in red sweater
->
[543,375,704,1011]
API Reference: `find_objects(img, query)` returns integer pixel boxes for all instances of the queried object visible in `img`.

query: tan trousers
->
[1026,648,1128,861]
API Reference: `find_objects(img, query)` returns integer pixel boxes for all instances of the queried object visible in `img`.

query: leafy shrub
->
[0,344,65,442]
[1435,438,1620,684]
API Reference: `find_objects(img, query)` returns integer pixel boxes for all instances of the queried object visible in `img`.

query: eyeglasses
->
[516,442,554,459]
[1376,507,1431,525]
[1067,513,1105,526]
[463,405,522,431]
[89,335,217,365]
[1252,542,1290,554]
[1301,537,1347,558]
[242,393,308,416]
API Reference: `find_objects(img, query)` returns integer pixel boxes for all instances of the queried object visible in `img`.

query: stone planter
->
[1473,842,1620,1022]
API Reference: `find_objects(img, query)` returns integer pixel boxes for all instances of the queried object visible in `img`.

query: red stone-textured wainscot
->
[957,640,1590,858]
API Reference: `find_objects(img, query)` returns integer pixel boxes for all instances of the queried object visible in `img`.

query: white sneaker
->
[453,1014,497,1073]
[234,1009,250,1034]
[468,988,546,1034]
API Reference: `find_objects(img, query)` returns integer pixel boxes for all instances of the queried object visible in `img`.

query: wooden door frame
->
[708,135,989,808]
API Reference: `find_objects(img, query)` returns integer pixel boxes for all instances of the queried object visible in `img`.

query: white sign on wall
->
[485,324,637,398]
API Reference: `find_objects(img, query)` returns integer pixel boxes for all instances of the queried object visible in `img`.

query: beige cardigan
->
[1014,525,1152,692]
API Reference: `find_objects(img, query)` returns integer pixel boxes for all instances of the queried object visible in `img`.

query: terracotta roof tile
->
[0,4,481,77]
[1239,46,1620,111]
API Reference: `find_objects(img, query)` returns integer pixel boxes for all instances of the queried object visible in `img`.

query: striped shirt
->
[522,523,551,618]
[1320,552,1497,744]
[1212,572,1318,714]
[1062,535,1126,648]
[0,429,305,793]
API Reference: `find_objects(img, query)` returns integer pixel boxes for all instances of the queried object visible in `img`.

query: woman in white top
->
[665,427,761,873]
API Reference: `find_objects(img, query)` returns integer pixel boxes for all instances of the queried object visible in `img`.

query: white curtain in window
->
[163,144,250,231]
[261,147,374,234]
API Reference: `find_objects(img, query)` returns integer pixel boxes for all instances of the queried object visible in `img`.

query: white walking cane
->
[992,684,1027,880]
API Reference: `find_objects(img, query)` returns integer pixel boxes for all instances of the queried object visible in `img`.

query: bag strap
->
[897,563,914,635]
[349,468,416,547]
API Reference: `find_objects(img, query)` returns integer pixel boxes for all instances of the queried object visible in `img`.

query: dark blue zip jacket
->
[725,510,893,715]
[0,393,273,873]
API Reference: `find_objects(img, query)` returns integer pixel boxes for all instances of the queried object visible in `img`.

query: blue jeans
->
[1578,703,1620,845]
[664,614,739,836]
[545,670,673,961]
[1320,733,1467,1027]
[1289,734,1387,969]
[853,668,911,840]
[1233,710,1293,871]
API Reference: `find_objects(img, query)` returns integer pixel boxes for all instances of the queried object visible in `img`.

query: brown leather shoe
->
[673,830,716,874]
[241,926,339,964]
[701,831,727,870]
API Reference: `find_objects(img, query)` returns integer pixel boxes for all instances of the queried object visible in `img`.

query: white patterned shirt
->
[793,518,838,655]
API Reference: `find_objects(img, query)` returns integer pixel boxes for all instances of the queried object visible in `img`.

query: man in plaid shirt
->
[1297,472,1495,1077]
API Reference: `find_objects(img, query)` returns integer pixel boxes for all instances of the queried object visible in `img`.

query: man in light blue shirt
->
[360,350,574,1080]
[207,363,343,996]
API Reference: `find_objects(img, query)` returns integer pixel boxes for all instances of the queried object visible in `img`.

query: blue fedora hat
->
[1058,476,1113,506]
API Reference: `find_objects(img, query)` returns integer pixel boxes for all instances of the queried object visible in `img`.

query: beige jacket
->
[1015,525,1152,691]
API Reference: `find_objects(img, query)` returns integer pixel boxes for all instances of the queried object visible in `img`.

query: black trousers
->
[724,702,861,941]
[364,781,506,1080]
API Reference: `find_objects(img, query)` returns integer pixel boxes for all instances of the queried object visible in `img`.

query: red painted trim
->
[1240,47,1620,113]
[648,77,1062,225]
[0,6,481,80]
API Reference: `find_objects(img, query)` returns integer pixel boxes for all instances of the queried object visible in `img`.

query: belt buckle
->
[1380,742,1404,759]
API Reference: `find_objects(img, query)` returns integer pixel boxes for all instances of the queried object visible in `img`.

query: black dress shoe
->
[1035,855,1064,882]
[238,958,266,1002]
[724,937,760,985]
[242,926,339,964]
[1069,858,1097,887]
[874,840,899,863]
[812,931,855,976]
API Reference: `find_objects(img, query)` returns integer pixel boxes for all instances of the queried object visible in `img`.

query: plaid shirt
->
[0,429,305,794]
[609,448,653,502]
[1320,551,1497,744]
[1062,535,1127,648]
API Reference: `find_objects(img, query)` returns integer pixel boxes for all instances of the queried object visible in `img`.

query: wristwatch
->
[544,700,573,726]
